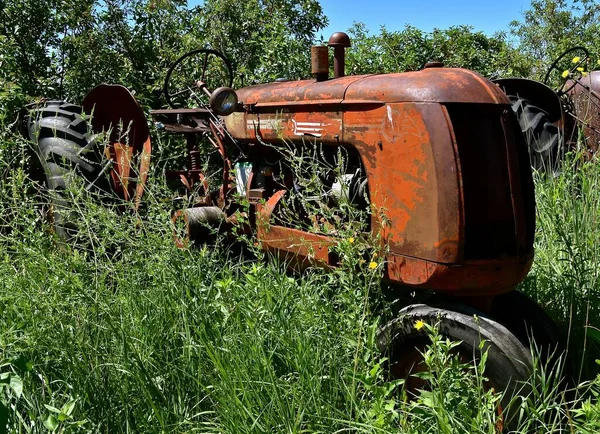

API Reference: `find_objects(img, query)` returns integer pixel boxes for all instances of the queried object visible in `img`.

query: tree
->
[194,0,327,85]
[344,22,524,79]
[510,0,600,81]
[0,0,70,97]
[61,0,193,105]
[0,0,327,107]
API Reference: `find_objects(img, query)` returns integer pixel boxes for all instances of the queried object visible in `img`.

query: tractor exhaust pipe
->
[311,32,352,81]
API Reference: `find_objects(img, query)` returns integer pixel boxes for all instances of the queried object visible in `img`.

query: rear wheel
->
[509,95,562,172]
[27,101,110,240]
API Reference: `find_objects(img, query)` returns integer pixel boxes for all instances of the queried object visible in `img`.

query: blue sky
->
[317,0,531,37]
[189,0,532,37]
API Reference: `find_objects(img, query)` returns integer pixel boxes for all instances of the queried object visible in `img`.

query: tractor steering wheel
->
[164,49,234,109]
[543,46,590,95]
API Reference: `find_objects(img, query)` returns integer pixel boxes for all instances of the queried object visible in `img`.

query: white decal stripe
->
[295,122,324,127]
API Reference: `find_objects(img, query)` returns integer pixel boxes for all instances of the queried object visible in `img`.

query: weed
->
[1,124,600,432]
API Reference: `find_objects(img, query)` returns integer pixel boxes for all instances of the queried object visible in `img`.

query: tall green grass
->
[1,129,600,432]
[521,151,600,379]
[0,147,387,431]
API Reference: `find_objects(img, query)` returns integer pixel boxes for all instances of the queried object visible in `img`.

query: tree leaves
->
[509,0,600,81]
[1,0,327,106]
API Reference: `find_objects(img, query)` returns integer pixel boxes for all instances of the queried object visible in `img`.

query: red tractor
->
[27,33,566,412]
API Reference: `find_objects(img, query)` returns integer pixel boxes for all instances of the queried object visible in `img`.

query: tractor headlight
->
[210,87,239,116]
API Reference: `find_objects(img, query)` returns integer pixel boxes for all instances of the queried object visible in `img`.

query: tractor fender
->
[493,78,563,123]
[82,84,152,209]
[566,70,600,153]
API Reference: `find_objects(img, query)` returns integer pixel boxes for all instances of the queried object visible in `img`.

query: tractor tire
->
[490,290,569,384]
[509,95,562,172]
[378,303,532,429]
[26,101,110,241]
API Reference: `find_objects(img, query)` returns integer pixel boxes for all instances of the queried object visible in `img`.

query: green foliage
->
[60,0,193,105]
[196,0,327,84]
[344,22,526,78]
[0,0,64,97]
[395,322,502,434]
[0,164,378,431]
[0,0,326,107]
[0,35,26,119]
[2,129,600,431]
[572,370,600,433]
[509,0,600,82]
[342,0,598,80]
[2,0,600,432]
[4,122,600,431]
[521,153,600,380]
[0,0,598,113]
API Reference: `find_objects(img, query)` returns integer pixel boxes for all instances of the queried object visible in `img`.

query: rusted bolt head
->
[424,61,444,69]
[328,32,351,48]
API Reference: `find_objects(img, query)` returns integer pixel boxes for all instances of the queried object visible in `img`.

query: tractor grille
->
[445,104,535,261]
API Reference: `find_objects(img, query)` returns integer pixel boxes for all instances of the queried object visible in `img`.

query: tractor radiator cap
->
[328,32,351,47]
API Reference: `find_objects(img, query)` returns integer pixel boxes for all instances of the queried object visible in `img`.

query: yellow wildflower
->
[577,67,585,72]
[368,261,378,270]
[348,237,355,244]
[583,71,589,77]
[372,252,378,259]
[572,56,581,63]
[415,320,425,330]
[562,70,570,78]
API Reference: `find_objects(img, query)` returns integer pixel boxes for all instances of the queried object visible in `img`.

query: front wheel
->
[378,303,532,428]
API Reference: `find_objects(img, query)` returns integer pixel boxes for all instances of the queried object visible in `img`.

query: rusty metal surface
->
[152,108,212,115]
[172,206,226,248]
[151,108,212,133]
[328,32,350,78]
[236,110,343,144]
[82,84,151,209]
[344,69,508,104]
[255,189,335,267]
[385,254,532,295]
[237,75,364,106]
[568,70,600,154]
[311,46,329,81]
[328,32,351,47]
[230,67,532,294]
[345,102,453,263]
[235,68,508,108]
[258,225,336,268]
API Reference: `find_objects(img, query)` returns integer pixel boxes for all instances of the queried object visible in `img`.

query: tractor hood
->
[236,67,509,108]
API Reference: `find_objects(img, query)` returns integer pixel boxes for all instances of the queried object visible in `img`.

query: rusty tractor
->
[495,46,600,172]
[27,32,570,415]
